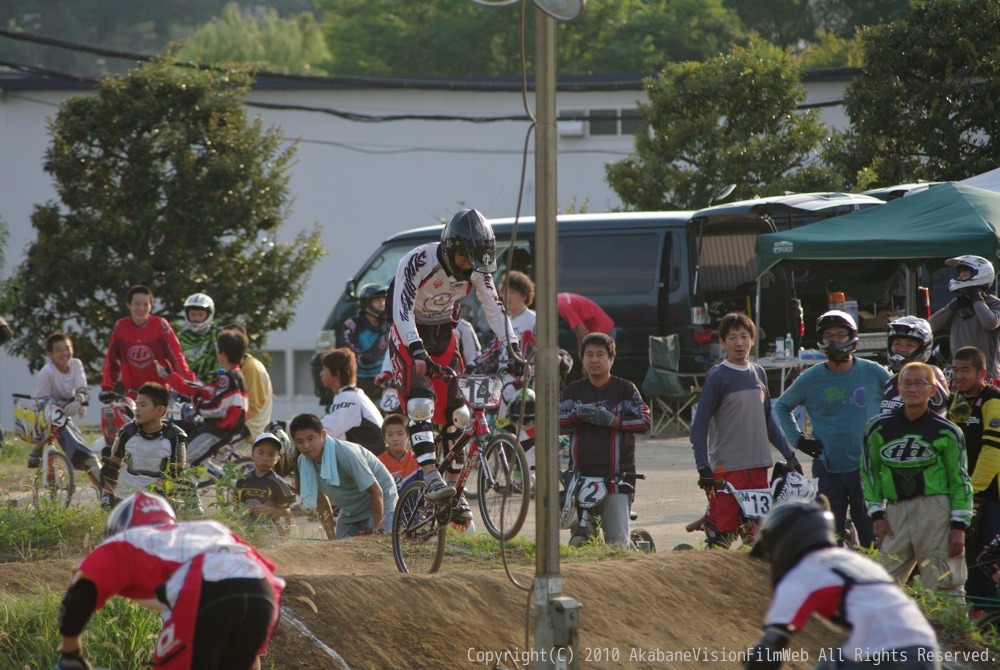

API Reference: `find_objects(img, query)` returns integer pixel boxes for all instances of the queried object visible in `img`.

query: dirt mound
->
[264,543,841,670]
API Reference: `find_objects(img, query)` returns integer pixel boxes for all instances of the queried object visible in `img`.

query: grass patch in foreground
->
[0,495,106,562]
[907,583,1000,657]
[0,587,160,669]
[441,528,636,569]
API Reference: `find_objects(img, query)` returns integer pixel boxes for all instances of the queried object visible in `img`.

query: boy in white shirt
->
[30,333,99,484]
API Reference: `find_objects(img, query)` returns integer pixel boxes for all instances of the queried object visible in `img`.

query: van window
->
[354,242,415,289]
[559,233,659,295]
[698,231,759,292]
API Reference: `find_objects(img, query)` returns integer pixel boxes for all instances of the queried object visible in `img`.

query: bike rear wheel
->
[392,480,447,573]
[631,528,656,553]
[477,432,530,541]
[33,449,74,507]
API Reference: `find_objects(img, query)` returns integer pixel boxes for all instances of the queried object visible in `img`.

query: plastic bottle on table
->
[784,333,794,359]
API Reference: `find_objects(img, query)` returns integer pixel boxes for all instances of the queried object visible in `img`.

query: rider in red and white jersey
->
[55,491,283,670]
[387,209,525,522]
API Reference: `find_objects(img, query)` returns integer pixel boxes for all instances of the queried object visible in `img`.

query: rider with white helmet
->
[178,292,219,383]
[930,254,1000,380]
[880,315,949,416]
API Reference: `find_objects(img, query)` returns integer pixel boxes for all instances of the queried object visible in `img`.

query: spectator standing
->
[559,333,649,548]
[319,348,384,456]
[100,285,195,400]
[863,362,972,596]
[948,346,1000,613]
[177,292,219,383]
[774,310,890,548]
[690,313,801,547]
[880,316,949,416]
[930,255,1000,380]
[557,292,615,350]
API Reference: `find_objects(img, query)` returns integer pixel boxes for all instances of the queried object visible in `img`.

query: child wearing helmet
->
[880,315,949,416]
[178,292,219,383]
[341,283,390,400]
[930,254,1000,380]
[773,310,891,549]
[745,501,940,670]
[54,491,283,670]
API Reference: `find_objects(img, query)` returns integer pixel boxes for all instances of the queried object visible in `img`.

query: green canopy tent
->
[755,182,1000,305]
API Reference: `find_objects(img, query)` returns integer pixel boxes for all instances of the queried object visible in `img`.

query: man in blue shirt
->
[291,413,397,539]
[774,310,890,548]
[690,313,801,547]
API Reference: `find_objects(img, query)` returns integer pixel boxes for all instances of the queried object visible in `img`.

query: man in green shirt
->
[862,361,973,595]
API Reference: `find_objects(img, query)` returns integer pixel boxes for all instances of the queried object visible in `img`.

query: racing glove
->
[785,453,804,475]
[506,341,527,377]
[577,403,614,427]
[374,371,393,388]
[98,389,116,405]
[951,294,973,310]
[796,436,824,459]
[970,287,986,303]
[55,650,93,670]
[697,467,717,492]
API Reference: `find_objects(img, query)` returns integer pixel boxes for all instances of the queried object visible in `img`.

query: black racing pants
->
[190,577,276,669]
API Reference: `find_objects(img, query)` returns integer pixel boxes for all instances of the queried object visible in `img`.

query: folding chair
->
[642,335,703,436]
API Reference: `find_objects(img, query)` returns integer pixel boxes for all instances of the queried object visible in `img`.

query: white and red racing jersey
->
[166,367,248,433]
[765,547,938,661]
[101,316,195,393]
[391,242,516,351]
[74,520,284,611]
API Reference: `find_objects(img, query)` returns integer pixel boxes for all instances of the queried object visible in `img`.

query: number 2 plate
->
[576,477,608,509]
[732,488,773,519]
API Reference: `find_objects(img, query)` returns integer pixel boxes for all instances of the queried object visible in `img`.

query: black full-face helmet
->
[749,501,836,586]
[357,283,388,320]
[440,209,497,280]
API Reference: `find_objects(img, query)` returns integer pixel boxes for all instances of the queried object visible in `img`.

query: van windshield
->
[355,242,415,288]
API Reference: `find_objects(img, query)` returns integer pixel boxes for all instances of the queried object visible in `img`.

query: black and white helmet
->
[816,309,858,362]
[749,501,836,586]
[183,293,215,335]
[440,209,497,280]
[886,316,933,372]
[947,255,995,292]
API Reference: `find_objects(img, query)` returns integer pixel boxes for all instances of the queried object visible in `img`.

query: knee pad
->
[407,397,436,422]
[451,404,471,430]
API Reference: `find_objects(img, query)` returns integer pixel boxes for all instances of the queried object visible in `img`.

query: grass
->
[906,582,1000,656]
[0,588,160,669]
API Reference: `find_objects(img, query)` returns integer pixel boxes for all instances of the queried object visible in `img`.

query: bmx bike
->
[560,470,655,552]
[392,367,530,573]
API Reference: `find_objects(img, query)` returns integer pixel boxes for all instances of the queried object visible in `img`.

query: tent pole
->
[904,265,915,315]
[755,278,762,358]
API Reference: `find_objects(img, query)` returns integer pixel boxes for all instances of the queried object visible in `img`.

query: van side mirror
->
[346,279,357,298]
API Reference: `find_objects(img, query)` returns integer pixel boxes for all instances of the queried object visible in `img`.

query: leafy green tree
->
[796,29,864,70]
[177,4,330,75]
[723,0,816,47]
[606,40,841,211]
[812,0,909,39]
[0,54,324,374]
[317,0,748,77]
[834,0,1000,187]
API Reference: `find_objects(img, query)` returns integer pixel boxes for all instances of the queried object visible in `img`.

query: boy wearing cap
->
[235,433,296,523]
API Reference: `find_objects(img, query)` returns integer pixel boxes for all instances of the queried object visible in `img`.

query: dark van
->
[314,212,694,397]
[314,194,886,402]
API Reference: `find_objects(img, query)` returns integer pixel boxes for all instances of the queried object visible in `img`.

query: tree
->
[724,0,816,47]
[812,0,909,39]
[606,40,841,211]
[177,4,330,75]
[0,54,324,375]
[833,0,1000,188]
[796,29,864,70]
[317,0,748,77]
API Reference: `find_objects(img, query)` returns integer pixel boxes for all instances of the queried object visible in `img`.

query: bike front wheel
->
[631,528,656,553]
[477,432,530,541]
[33,449,74,507]
[392,480,447,574]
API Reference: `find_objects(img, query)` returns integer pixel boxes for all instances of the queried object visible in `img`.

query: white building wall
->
[0,77,850,429]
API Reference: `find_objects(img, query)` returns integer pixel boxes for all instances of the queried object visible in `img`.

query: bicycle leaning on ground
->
[392,366,531,574]
[560,470,655,552]
[682,462,819,549]
[12,393,102,506]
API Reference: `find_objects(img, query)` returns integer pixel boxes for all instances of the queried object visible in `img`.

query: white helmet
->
[947,255,995,292]
[496,381,535,428]
[886,316,933,372]
[816,309,858,362]
[183,293,215,335]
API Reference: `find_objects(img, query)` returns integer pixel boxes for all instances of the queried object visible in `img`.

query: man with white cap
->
[930,254,1000,381]
[774,310,891,549]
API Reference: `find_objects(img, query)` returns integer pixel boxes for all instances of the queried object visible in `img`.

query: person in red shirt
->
[54,491,283,670]
[557,292,616,350]
[100,285,194,401]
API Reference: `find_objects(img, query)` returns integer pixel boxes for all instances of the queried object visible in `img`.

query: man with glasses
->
[948,346,1000,613]
[775,310,890,549]
[863,361,972,596]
